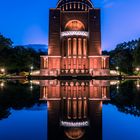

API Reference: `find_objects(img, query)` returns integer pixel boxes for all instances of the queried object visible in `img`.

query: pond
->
[0,80,140,140]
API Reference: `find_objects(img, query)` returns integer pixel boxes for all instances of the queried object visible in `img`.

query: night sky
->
[0,0,140,50]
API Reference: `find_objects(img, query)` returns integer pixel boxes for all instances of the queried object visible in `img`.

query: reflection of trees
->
[107,81,140,117]
[0,108,11,120]
[0,81,45,120]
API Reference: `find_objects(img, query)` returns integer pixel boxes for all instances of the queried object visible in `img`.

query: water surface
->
[0,80,140,140]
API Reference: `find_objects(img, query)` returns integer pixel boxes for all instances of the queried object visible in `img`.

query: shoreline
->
[0,75,140,80]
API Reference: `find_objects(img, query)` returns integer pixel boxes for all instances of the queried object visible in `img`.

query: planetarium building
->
[40,0,109,76]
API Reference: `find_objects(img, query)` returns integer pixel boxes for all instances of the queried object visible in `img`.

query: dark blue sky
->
[0,0,140,50]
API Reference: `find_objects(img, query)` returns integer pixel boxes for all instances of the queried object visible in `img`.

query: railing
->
[61,31,88,37]
[60,120,89,127]
[60,69,89,74]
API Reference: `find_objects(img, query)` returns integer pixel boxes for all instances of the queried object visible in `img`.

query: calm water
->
[0,80,140,140]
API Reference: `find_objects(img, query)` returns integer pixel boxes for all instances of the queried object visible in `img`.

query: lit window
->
[65,20,85,31]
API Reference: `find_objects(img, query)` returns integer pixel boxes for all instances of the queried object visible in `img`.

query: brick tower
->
[40,0,109,76]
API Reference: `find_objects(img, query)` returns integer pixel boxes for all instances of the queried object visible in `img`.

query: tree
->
[0,34,13,68]
[104,39,139,74]
[133,39,140,67]
[0,33,46,73]
[0,34,13,51]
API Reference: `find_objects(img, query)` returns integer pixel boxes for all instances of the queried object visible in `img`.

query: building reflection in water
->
[40,80,110,140]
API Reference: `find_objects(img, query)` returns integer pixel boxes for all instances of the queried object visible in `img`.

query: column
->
[73,38,77,56]
[101,87,107,99]
[67,98,72,119]
[63,39,67,57]
[44,58,48,69]
[78,38,82,56]
[68,38,72,56]
[103,58,106,69]
[43,58,45,68]
[78,98,82,119]
[41,57,44,69]
[83,38,87,56]
[101,57,106,69]
[61,39,63,57]
[73,98,77,119]
[83,98,87,118]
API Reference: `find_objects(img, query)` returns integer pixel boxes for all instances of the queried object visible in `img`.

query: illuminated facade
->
[40,80,110,140]
[40,0,109,76]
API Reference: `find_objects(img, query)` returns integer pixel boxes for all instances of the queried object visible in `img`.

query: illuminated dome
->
[57,0,93,11]
[65,20,85,31]
[65,128,85,139]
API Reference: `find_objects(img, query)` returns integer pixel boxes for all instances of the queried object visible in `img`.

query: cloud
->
[101,0,115,8]
[104,2,114,8]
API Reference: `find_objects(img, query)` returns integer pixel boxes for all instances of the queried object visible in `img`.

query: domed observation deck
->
[57,0,93,11]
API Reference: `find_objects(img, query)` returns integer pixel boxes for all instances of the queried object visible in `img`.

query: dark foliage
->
[103,38,140,74]
[108,81,140,117]
[0,34,46,73]
[0,81,46,120]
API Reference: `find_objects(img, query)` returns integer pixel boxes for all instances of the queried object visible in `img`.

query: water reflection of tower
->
[40,80,110,140]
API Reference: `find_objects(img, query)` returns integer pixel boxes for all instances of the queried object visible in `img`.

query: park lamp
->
[28,66,34,76]
[115,66,120,76]
[1,68,5,73]
[30,66,34,74]
[30,66,34,70]
[116,85,119,89]
[30,80,33,90]
[137,83,140,88]
[116,66,119,70]
[136,67,140,76]
[30,85,33,90]
[136,80,140,88]
[136,67,140,71]
[0,82,4,87]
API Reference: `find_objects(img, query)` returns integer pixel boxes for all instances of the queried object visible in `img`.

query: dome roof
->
[57,0,93,11]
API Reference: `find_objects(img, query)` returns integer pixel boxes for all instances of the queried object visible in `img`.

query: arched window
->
[65,20,85,31]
